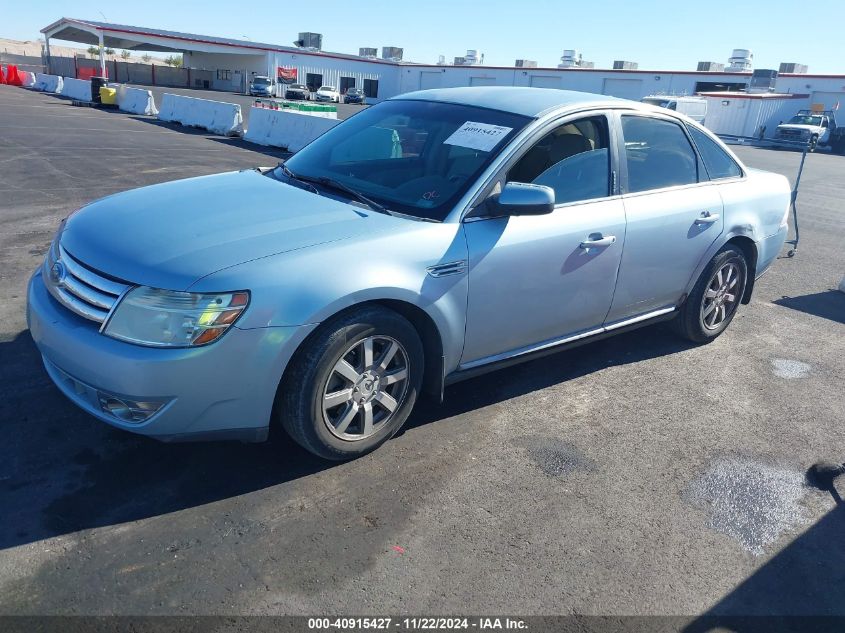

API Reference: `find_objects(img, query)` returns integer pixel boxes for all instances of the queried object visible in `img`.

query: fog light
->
[98,393,164,423]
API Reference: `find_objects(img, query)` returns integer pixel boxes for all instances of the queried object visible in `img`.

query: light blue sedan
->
[27,87,791,459]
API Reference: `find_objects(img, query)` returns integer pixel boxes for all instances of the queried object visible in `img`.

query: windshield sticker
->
[444,122,513,152]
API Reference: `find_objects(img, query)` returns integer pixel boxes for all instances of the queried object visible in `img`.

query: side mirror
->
[486,182,555,217]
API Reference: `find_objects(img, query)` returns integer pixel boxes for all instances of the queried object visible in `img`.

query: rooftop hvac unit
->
[515,59,538,68]
[359,47,377,58]
[726,48,753,72]
[779,62,808,74]
[559,49,582,68]
[749,68,778,92]
[613,60,638,70]
[453,56,466,65]
[464,50,480,65]
[437,55,446,65]
[294,32,322,50]
[697,61,725,72]
[382,46,403,61]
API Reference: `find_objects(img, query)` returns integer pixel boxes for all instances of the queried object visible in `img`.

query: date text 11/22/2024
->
[307,617,528,630]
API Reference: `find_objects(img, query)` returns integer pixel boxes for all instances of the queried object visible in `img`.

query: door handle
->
[694,212,720,225]
[579,235,616,249]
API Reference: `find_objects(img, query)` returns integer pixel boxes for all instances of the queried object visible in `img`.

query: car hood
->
[777,124,818,132]
[60,170,399,290]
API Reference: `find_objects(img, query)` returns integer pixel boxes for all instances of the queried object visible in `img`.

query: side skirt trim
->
[445,307,677,386]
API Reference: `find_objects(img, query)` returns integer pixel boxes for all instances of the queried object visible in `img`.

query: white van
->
[641,96,708,123]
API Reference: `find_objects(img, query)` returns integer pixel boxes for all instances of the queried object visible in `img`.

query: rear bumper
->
[27,269,316,442]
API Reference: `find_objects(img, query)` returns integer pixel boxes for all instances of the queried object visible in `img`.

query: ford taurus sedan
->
[27,87,791,460]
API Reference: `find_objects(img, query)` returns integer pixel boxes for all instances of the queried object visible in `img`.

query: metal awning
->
[41,17,300,55]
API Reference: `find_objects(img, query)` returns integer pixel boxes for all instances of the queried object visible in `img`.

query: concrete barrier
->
[20,71,36,88]
[116,85,158,115]
[33,73,63,93]
[158,93,243,136]
[244,107,341,151]
[60,77,92,101]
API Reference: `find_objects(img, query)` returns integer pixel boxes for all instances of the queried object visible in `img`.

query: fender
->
[191,219,470,379]
[683,226,759,304]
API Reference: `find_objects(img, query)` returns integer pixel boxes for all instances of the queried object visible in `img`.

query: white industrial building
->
[41,17,845,136]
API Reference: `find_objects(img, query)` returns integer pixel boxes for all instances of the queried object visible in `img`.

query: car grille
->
[778,129,806,140]
[44,242,131,324]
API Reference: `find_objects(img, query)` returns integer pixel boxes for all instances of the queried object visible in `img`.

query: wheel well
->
[372,299,445,401]
[278,300,445,406]
[727,236,758,304]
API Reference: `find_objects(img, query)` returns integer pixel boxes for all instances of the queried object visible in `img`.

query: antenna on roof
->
[99,11,108,22]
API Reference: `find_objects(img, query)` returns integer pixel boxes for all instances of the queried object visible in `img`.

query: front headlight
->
[103,287,249,347]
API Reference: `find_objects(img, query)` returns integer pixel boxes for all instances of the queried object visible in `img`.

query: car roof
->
[393,87,626,118]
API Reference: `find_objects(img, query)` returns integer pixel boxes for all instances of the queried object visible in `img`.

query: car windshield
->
[642,98,672,108]
[788,115,822,126]
[319,86,335,91]
[280,99,531,221]
[252,77,270,85]
[348,88,362,94]
[290,84,307,90]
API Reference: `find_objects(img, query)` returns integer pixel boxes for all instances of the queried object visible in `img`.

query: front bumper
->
[771,134,811,149]
[27,270,315,442]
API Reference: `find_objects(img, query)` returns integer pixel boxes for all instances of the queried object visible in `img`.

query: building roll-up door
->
[602,78,643,101]
[419,71,442,90]
[530,75,561,89]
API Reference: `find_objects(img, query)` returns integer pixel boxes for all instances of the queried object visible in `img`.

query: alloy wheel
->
[322,335,410,441]
[701,261,742,330]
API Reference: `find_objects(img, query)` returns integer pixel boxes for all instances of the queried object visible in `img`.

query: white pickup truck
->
[773,110,845,153]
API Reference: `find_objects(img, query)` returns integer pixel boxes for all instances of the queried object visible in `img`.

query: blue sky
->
[7,0,844,74]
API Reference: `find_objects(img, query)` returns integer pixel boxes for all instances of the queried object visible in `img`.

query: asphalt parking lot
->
[127,84,368,126]
[1,84,844,619]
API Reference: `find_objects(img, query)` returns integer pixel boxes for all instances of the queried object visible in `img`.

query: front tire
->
[278,306,424,460]
[672,245,748,344]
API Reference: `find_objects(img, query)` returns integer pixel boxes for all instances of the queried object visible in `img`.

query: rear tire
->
[277,306,424,460]
[672,245,748,344]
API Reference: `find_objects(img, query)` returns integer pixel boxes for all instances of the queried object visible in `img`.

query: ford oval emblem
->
[50,261,66,286]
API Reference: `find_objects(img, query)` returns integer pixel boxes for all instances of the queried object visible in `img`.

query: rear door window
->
[621,116,700,193]
[686,125,743,180]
